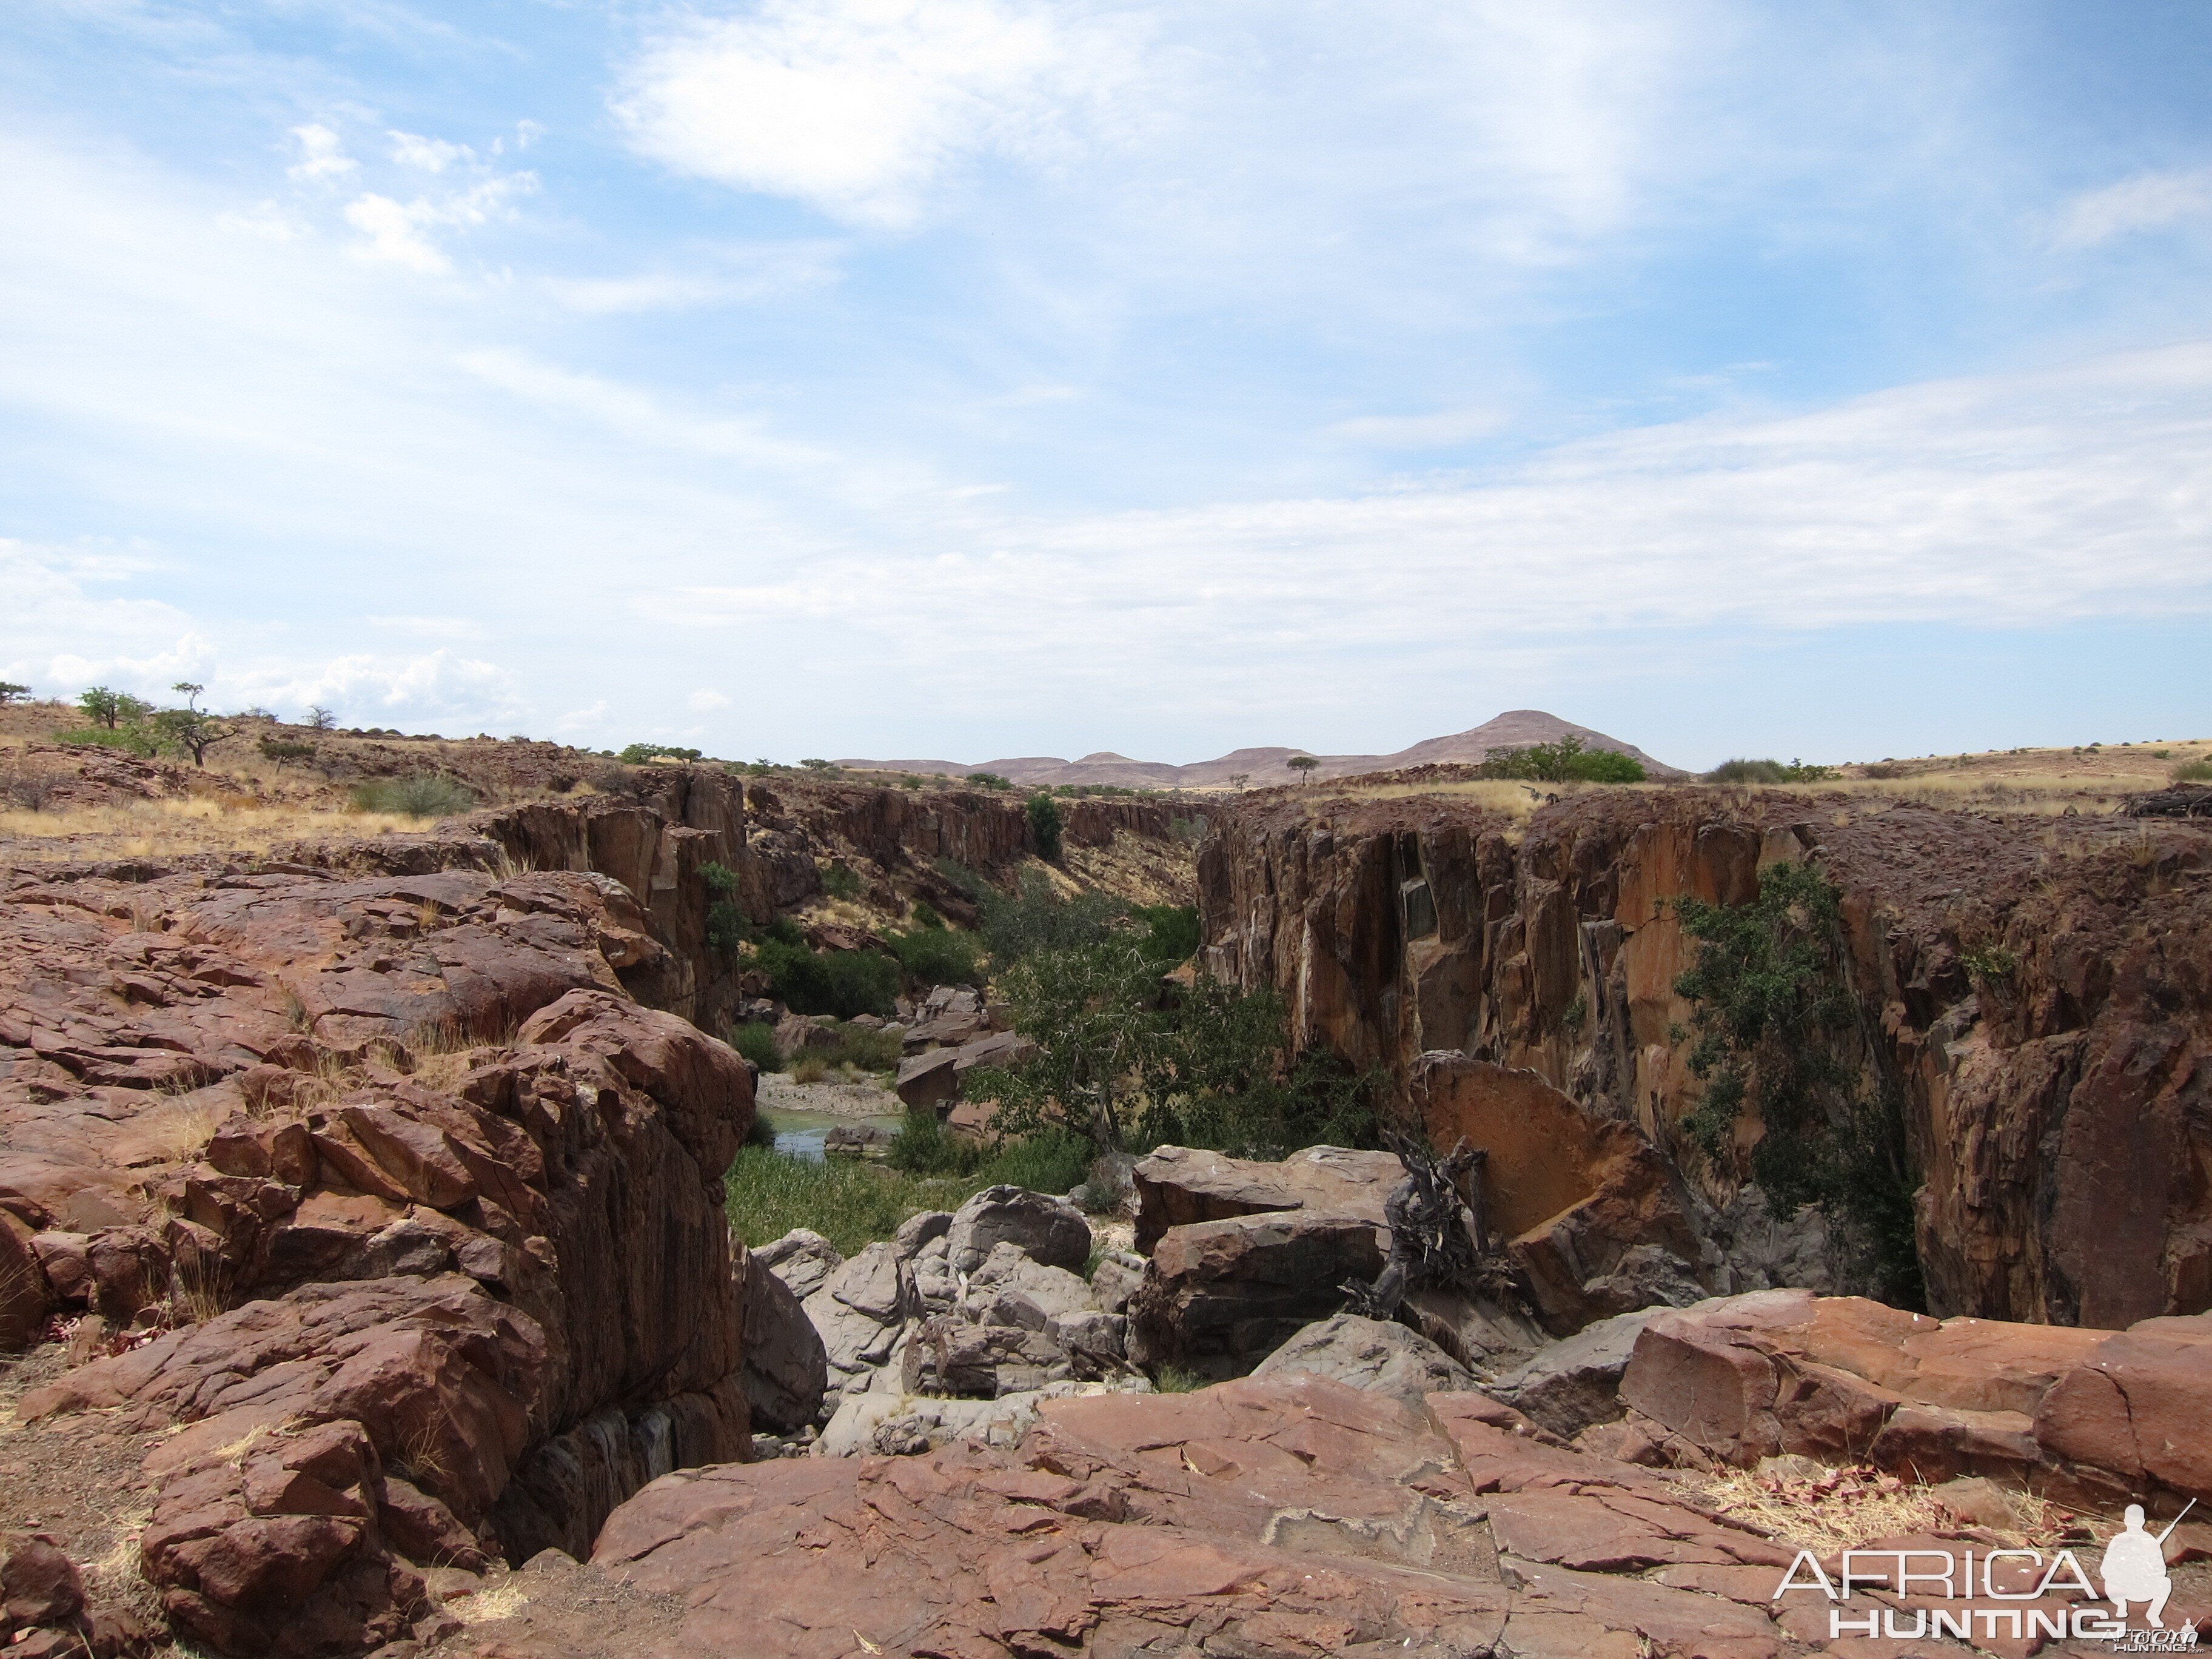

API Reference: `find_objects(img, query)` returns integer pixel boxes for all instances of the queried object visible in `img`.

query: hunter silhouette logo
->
[1773,1496,2201,1649]
[2103,1502,2193,1630]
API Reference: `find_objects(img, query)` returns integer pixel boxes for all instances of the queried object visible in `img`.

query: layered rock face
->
[1,853,757,1654]
[741,777,1176,923]
[1198,789,2212,1324]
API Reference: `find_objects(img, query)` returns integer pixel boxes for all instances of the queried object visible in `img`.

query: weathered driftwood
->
[1342,1131,1516,1319]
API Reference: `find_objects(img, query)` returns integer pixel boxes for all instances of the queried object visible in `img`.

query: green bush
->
[1673,863,1923,1307]
[1478,734,1644,783]
[888,924,984,987]
[620,742,702,764]
[819,1021,902,1072]
[1704,757,1838,785]
[968,937,1382,1157]
[821,862,863,900]
[964,772,1014,791]
[58,723,163,757]
[699,862,746,958]
[910,899,943,929]
[1027,791,1064,860]
[349,775,477,818]
[753,931,900,1019]
[1134,903,1200,965]
[2175,759,2212,783]
[730,1021,783,1072]
[936,863,1122,967]
[258,736,317,766]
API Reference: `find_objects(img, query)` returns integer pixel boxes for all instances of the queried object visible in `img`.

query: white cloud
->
[287,123,357,183]
[1329,409,1509,449]
[687,689,732,712]
[545,242,843,314]
[2055,166,2212,247]
[612,0,1138,227]
[648,341,2212,678]
[343,173,536,273]
[389,130,472,173]
[366,614,488,639]
[230,649,524,729]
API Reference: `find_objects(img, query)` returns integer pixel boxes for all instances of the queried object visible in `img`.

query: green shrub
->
[2174,759,2212,783]
[1134,903,1200,965]
[699,862,746,958]
[819,1021,902,1072]
[258,736,317,766]
[964,772,1014,791]
[1026,791,1064,860]
[620,742,702,764]
[730,1021,783,1072]
[1673,863,1922,1307]
[910,899,944,929]
[1705,757,1838,784]
[888,924,984,987]
[970,937,1382,1158]
[753,933,900,1019]
[58,723,163,757]
[1478,734,1644,783]
[936,863,1122,967]
[820,862,863,900]
[349,775,477,818]
[77,686,151,729]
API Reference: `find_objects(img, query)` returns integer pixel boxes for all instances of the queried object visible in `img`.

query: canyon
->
[2,711,2209,1658]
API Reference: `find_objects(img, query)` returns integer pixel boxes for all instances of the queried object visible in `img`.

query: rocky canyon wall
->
[1196,789,2211,1327]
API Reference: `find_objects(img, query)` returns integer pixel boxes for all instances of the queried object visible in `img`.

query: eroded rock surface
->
[1,858,758,1655]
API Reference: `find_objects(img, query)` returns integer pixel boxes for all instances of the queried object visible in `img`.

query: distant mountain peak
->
[837,711,1678,789]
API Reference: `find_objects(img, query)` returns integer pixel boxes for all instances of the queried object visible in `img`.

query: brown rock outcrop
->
[432,1369,2086,1659]
[1,851,758,1655]
[1618,1290,2212,1506]
[1198,786,2212,1323]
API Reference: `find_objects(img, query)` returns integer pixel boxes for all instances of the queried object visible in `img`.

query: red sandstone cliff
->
[1197,789,2211,1326]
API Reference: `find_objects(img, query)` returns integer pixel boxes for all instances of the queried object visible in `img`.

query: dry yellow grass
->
[0,796,421,862]
[1691,1464,2066,1553]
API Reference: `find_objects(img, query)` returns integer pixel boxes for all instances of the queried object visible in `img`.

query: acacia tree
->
[308,705,337,732]
[1228,773,1250,791]
[0,682,30,706]
[153,682,237,768]
[1286,755,1319,782]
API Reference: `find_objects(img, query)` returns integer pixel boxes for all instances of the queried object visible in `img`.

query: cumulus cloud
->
[287,123,357,183]
[2055,166,2212,247]
[687,689,732,712]
[389,130,472,173]
[612,0,1138,227]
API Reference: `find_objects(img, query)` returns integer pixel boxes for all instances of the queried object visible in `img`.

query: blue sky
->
[2,1,2208,770]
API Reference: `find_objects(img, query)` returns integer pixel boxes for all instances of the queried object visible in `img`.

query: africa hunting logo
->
[1774,1500,2199,1651]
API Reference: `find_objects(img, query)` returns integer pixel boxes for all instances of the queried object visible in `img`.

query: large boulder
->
[739,1250,829,1435]
[1125,1211,1386,1380]
[1490,1309,1660,1437]
[801,1242,914,1382]
[1250,1313,1474,1408]
[946,1186,1091,1276]
[1614,1290,2212,1503]
[1131,1144,1401,1253]
[753,1228,843,1301]
[1411,1056,1707,1335]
